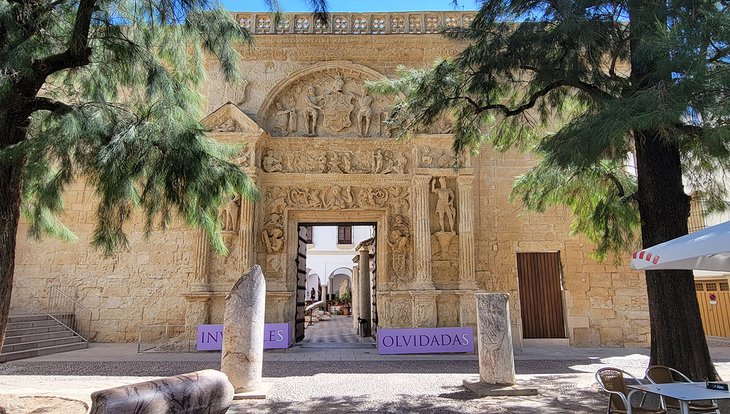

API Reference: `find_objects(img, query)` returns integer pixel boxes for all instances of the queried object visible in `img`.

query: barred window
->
[688,193,707,233]
[706,282,718,291]
[696,283,705,291]
[721,282,729,291]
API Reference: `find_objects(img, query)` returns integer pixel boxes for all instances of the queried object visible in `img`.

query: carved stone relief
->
[260,148,408,174]
[214,118,243,132]
[419,146,458,169]
[259,68,396,138]
[437,294,459,327]
[387,214,412,288]
[235,146,252,168]
[385,296,412,328]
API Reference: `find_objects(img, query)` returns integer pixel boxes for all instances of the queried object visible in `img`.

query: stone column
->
[476,293,515,385]
[322,286,328,313]
[457,175,478,289]
[238,195,256,272]
[221,265,267,396]
[358,245,372,336]
[192,230,211,292]
[412,175,434,289]
[463,293,537,396]
[351,256,360,330]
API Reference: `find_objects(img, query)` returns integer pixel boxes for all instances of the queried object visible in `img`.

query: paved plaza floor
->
[2,316,730,413]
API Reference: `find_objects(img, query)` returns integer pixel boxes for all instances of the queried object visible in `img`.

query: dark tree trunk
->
[0,140,24,351]
[635,133,717,380]
[629,0,716,380]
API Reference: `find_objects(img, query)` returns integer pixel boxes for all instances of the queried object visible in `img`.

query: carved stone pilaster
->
[457,175,478,289]
[184,295,210,328]
[193,230,211,292]
[238,195,256,272]
[412,175,434,289]
[412,291,438,327]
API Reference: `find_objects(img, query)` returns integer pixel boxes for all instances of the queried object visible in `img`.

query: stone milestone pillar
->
[463,293,537,396]
[457,175,478,290]
[221,265,271,398]
[358,245,372,337]
[412,175,433,289]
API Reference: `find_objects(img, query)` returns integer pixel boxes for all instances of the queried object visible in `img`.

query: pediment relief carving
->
[202,102,265,136]
[258,62,397,138]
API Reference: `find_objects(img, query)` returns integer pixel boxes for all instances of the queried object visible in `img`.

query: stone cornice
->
[233,11,476,35]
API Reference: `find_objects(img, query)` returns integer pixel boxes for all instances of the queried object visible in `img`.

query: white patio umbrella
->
[631,220,730,271]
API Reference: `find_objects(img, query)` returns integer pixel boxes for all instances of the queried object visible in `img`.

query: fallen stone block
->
[89,369,234,414]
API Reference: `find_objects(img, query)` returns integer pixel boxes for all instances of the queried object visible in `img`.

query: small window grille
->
[688,193,707,233]
[695,283,704,291]
[706,282,718,291]
[720,282,730,291]
[338,225,352,244]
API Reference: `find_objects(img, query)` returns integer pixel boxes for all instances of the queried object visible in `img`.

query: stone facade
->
[10,11,650,347]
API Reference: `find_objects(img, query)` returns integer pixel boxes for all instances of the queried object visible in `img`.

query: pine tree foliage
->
[374,0,730,261]
[0,0,257,255]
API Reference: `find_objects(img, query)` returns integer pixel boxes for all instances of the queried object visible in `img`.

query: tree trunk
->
[635,132,717,380]
[0,151,23,351]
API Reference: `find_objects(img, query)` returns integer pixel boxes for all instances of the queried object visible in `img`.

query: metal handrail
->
[47,285,92,342]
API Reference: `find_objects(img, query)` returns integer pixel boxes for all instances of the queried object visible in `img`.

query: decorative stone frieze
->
[259,147,408,174]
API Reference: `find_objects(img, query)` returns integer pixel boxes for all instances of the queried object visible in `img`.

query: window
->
[695,283,705,291]
[303,225,313,244]
[337,225,352,244]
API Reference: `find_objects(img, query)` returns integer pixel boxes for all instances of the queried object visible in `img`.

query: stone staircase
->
[0,314,88,362]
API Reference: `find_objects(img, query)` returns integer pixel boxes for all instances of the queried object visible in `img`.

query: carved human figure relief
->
[275,101,297,136]
[220,195,241,231]
[262,149,283,173]
[304,85,321,136]
[261,227,285,253]
[432,176,456,233]
[357,91,374,137]
[214,118,240,132]
[387,214,411,286]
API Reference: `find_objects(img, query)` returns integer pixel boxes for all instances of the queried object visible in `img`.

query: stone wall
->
[10,21,650,347]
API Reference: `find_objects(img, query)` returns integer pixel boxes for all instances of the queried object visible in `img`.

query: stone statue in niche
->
[262,149,283,173]
[357,91,373,137]
[220,195,240,231]
[275,101,297,136]
[261,227,284,253]
[303,85,321,137]
[321,74,355,132]
[432,177,456,233]
[431,176,457,258]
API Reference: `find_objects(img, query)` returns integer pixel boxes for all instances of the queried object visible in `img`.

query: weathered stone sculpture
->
[463,293,537,397]
[89,369,234,414]
[221,265,267,397]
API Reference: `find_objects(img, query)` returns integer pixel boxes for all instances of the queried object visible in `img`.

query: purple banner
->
[377,327,474,355]
[196,323,291,351]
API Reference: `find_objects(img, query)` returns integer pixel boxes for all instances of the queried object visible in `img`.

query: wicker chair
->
[596,367,667,414]
[645,365,720,413]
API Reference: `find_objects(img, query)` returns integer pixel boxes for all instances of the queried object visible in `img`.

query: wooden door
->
[695,279,730,337]
[517,252,566,339]
[295,225,307,342]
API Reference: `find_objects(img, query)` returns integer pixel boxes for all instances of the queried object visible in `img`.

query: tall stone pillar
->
[463,293,537,396]
[351,256,360,330]
[457,175,478,289]
[412,175,434,289]
[358,245,372,336]
[238,195,256,272]
[221,265,270,397]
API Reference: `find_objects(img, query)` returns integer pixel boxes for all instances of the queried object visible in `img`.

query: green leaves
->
[380,0,730,260]
[1,0,256,255]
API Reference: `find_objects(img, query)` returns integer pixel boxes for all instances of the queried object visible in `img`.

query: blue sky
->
[220,0,480,12]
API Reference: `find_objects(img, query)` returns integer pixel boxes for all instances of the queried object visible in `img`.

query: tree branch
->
[30,97,73,115]
[471,81,564,117]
